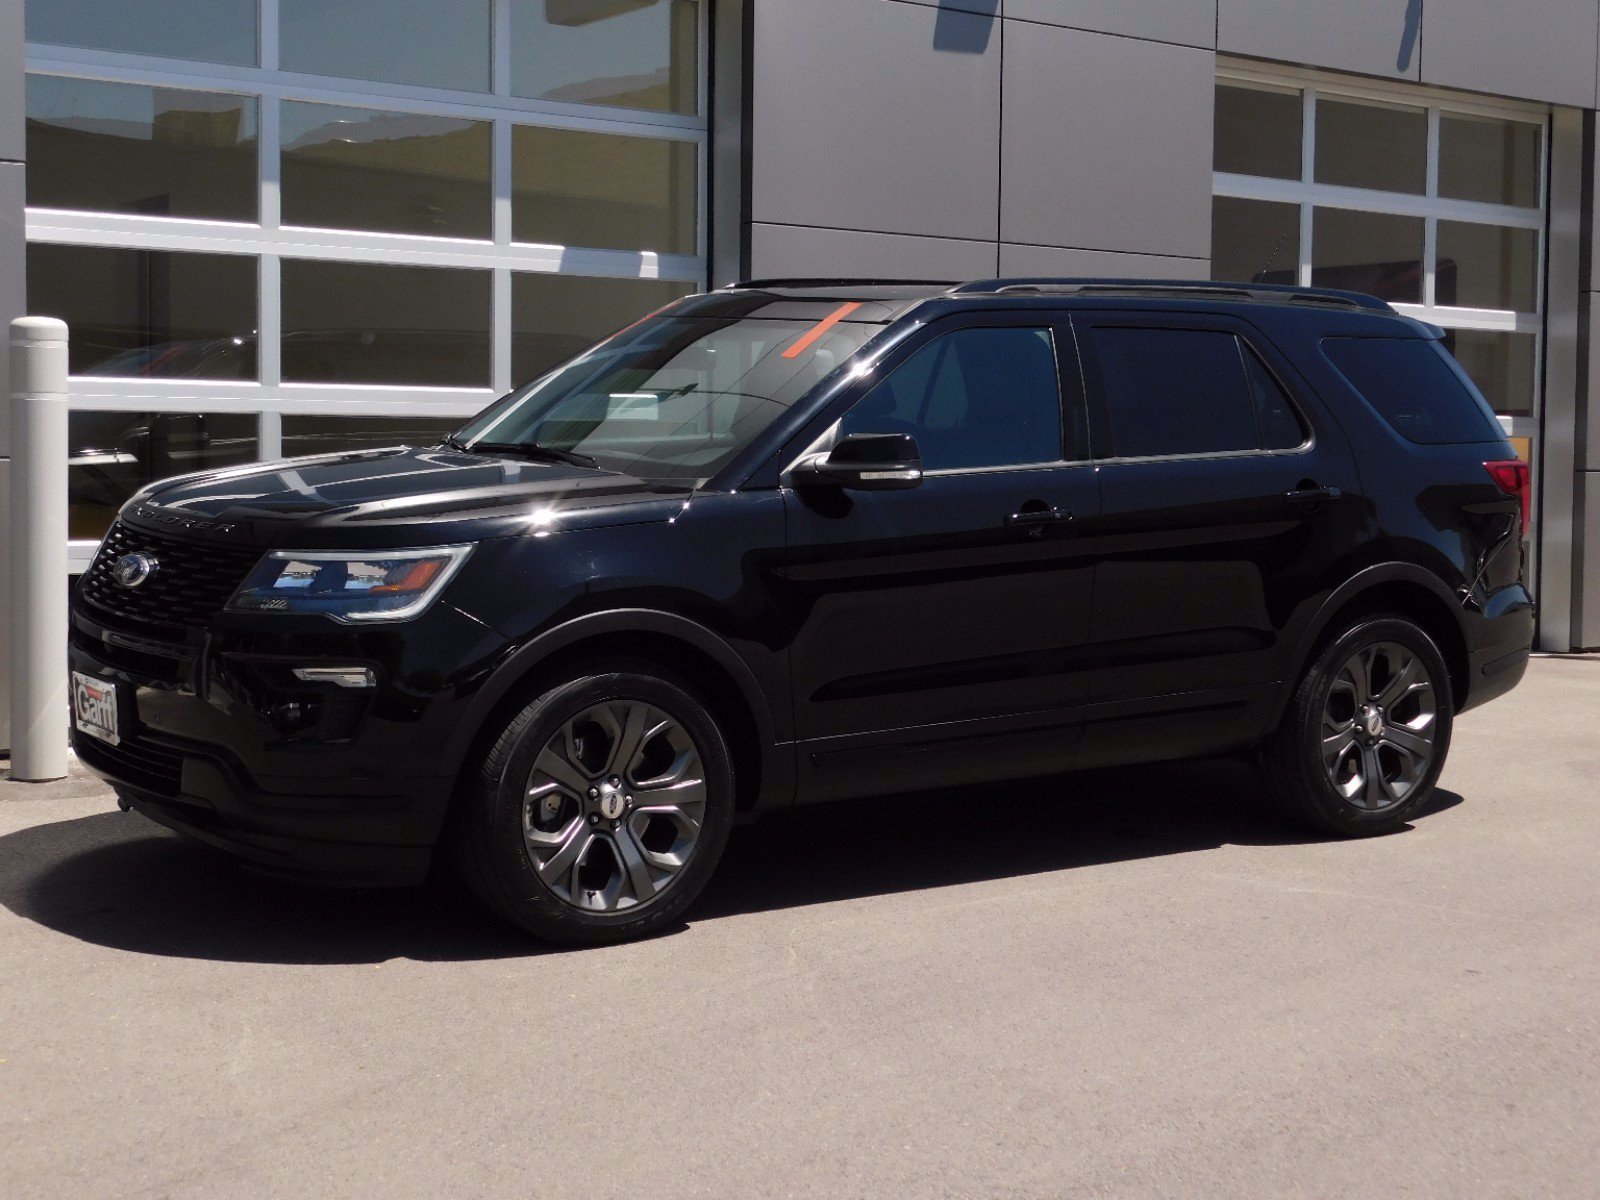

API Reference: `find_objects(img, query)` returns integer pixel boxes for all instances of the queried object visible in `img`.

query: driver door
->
[776,317,1101,802]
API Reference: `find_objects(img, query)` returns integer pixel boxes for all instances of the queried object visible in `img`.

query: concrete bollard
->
[8,317,70,781]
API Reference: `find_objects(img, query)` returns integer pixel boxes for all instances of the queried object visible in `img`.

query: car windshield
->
[450,308,882,483]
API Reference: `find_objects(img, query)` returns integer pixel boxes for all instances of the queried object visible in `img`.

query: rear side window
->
[1322,336,1504,444]
[1087,326,1304,458]
[1242,347,1308,450]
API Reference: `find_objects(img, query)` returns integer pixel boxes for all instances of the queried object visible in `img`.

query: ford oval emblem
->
[111,552,158,589]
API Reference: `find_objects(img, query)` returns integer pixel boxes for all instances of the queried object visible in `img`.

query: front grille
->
[79,521,262,637]
[76,732,185,797]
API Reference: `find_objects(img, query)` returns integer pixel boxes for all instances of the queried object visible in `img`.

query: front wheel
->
[455,662,735,944]
[1260,616,1453,837]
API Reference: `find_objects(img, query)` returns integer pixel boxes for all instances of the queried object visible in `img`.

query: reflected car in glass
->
[68,279,1535,944]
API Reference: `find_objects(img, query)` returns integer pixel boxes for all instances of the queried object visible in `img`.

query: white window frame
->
[24,0,711,570]
[1214,60,1548,447]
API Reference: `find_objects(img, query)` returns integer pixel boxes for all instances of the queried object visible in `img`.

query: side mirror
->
[790,432,923,491]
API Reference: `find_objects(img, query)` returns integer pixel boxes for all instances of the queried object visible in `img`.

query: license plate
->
[72,671,121,746]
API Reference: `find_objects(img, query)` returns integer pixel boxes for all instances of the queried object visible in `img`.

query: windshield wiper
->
[442,437,599,470]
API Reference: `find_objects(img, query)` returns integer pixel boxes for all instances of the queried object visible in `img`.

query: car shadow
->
[0,759,1463,965]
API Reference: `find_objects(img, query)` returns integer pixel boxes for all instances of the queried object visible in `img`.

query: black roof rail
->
[723,277,960,291]
[951,277,1391,312]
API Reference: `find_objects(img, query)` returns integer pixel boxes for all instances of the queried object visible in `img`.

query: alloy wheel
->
[522,700,707,912]
[1320,641,1438,812]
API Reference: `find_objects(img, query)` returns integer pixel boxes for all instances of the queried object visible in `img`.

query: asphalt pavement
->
[2,656,1597,1199]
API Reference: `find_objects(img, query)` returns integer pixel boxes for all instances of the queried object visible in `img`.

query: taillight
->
[1484,459,1531,539]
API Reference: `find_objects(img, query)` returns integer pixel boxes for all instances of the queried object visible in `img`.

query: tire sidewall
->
[1291,617,1454,835]
[480,668,735,943]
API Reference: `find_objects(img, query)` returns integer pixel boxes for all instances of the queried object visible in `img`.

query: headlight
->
[227,545,473,623]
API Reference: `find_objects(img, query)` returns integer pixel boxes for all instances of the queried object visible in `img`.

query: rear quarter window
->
[1322,336,1505,445]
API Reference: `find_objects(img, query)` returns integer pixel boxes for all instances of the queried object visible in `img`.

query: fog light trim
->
[292,666,377,689]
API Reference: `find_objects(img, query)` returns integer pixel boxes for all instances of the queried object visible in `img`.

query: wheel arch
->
[1278,564,1472,719]
[442,609,786,816]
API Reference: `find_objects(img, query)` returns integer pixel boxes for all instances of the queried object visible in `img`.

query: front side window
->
[839,326,1063,471]
[454,310,880,484]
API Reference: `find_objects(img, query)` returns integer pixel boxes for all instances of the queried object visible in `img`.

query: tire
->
[1259,615,1454,837]
[454,660,735,945]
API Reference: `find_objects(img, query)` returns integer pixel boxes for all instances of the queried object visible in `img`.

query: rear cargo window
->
[1322,336,1505,445]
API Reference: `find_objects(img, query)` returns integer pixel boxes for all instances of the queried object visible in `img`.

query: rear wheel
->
[1260,616,1453,836]
[455,662,735,944]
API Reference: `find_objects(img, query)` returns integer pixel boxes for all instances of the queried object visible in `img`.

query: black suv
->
[69,279,1535,944]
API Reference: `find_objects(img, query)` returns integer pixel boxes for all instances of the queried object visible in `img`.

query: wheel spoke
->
[1346,647,1374,703]
[640,778,706,818]
[1361,745,1387,809]
[1382,723,1433,758]
[535,821,592,885]
[1376,654,1425,709]
[607,703,656,781]
[1321,725,1357,769]
[610,825,661,904]
[535,743,591,799]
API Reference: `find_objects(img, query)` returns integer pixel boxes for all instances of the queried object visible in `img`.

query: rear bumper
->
[1460,585,1536,714]
[1462,639,1532,713]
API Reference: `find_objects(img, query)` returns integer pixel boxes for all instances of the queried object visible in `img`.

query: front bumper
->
[69,597,507,887]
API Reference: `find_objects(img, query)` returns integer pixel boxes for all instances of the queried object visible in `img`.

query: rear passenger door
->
[1072,311,1364,765]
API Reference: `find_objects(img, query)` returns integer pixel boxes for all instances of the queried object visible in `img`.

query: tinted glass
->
[512,272,697,383]
[1323,337,1505,444]
[1311,208,1424,303]
[1315,98,1426,194]
[281,260,491,386]
[841,327,1062,471]
[1443,329,1537,416]
[279,0,491,92]
[1214,84,1301,180]
[282,415,460,459]
[26,0,257,66]
[27,76,257,221]
[1439,115,1541,208]
[512,126,697,254]
[69,412,257,539]
[1089,328,1257,458]
[27,244,257,378]
[513,0,699,115]
[1241,348,1307,450]
[1211,196,1299,287]
[281,101,491,239]
[1436,222,1538,312]
[457,311,879,483]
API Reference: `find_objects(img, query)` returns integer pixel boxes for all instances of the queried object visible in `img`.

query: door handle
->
[1004,505,1074,527]
[1285,484,1342,508]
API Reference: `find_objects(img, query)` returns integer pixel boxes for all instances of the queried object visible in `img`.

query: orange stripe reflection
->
[782,301,863,360]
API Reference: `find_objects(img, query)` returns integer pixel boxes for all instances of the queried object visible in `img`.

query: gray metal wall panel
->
[1540,108,1585,651]
[0,161,23,458]
[0,0,24,163]
[1218,0,1422,81]
[1005,0,1216,49]
[1421,0,1598,108]
[750,221,997,282]
[751,0,1000,242]
[998,243,1208,280]
[1001,24,1212,258]
[709,0,747,287]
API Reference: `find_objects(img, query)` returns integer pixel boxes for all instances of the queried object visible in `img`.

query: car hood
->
[123,446,694,549]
